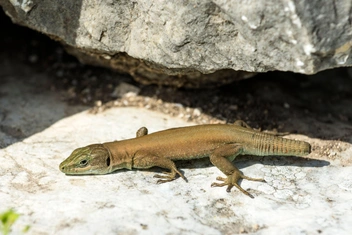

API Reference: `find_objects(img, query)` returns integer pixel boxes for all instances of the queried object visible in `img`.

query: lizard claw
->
[154,172,175,183]
[153,168,187,183]
[211,171,265,198]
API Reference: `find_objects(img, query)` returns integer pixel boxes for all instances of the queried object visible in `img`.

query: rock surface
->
[1,60,352,235]
[1,0,351,86]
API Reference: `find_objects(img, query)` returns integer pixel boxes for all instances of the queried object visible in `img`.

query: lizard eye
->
[79,159,88,167]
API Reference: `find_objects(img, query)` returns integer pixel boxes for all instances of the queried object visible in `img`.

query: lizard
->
[59,121,311,198]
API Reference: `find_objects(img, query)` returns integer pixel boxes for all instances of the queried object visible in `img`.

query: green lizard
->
[59,121,311,198]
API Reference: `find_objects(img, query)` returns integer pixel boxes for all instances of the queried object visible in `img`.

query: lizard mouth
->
[59,162,91,174]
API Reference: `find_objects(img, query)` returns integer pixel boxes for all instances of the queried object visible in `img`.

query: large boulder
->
[1,0,351,86]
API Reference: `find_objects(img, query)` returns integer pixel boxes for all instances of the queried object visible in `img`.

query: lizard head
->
[59,144,112,175]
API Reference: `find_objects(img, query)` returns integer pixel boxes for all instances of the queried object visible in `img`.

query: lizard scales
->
[60,123,311,198]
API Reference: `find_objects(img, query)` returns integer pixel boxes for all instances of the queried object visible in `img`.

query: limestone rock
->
[1,0,351,86]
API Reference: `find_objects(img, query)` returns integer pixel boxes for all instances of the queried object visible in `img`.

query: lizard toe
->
[211,182,227,187]
[156,178,174,184]
[211,171,260,198]
[215,176,227,182]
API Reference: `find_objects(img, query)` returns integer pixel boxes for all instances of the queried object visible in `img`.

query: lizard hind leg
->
[233,120,289,136]
[233,120,254,129]
[209,144,266,198]
[211,169,265,198]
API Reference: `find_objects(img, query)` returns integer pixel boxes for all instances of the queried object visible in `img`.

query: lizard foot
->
[153,168,187,184]
[211,171,265,198]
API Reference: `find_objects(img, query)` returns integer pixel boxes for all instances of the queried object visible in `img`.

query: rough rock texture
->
[1,22,352,233]
[1,0,352,86]
[1,65,352,234]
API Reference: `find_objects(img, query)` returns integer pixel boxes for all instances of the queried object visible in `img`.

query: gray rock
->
[1,0,351,86]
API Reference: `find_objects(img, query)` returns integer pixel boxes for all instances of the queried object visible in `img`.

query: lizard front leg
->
[136,127,148,137]
[210,144,265,198]
[132,154,186,183]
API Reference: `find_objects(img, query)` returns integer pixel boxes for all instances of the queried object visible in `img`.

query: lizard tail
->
[254,134,311,157]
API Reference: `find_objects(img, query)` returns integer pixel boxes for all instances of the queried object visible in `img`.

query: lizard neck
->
[103,142,133,171]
